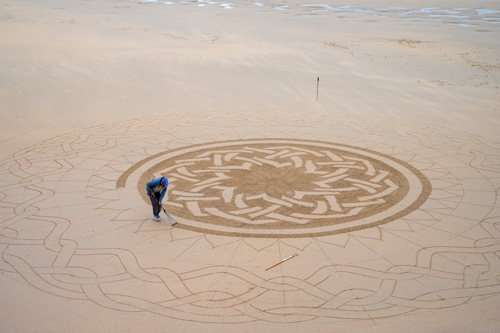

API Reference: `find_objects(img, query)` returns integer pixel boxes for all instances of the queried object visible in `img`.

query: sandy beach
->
[1,0,500,331]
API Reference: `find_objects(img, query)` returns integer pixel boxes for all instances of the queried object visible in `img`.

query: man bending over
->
[146,177,168,221]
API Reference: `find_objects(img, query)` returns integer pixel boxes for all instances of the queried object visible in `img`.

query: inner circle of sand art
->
[126,139,430,237]
[1,110,500,323]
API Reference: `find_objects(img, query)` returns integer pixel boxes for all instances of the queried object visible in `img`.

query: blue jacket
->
[146,177,168,202]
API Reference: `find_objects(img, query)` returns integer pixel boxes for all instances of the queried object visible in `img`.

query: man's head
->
[162,178,168,187]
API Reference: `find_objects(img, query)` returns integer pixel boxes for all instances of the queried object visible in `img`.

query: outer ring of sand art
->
[118,139,431,238]
[1,110,499,323]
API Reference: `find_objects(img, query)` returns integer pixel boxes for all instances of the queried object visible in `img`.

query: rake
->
[151,195,177,226]
[161,206,177,226]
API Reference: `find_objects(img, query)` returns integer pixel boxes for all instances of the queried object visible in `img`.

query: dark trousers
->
[149,192,161,216]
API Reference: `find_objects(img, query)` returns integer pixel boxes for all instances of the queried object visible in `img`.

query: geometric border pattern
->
[1,110,499,323]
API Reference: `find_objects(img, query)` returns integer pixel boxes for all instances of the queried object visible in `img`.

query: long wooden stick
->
[265,254,298,271]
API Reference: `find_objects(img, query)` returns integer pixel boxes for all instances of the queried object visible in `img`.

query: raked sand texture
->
[1,0,500,332]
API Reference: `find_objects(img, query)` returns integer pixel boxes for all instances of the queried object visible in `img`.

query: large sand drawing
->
[1,110,499,323]
[125,139,430,237]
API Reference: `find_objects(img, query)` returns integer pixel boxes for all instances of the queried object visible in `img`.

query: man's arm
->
[146,179,157,196]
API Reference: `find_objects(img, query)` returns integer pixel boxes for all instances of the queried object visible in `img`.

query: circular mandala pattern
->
[1,110,500,325]
[125,139,430,237]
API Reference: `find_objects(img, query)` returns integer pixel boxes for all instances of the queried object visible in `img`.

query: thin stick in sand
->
[265,254,298,271]
[316,77,319,101]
